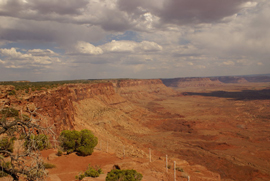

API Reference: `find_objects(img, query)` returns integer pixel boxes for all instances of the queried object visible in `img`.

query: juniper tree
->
[0,105,55,181]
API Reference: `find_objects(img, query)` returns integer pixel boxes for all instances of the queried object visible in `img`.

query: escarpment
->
[1,79,173,133]
[27,82,126,133]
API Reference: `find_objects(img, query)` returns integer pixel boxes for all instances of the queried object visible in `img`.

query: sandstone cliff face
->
[1,80,170,133]
[112,79,176,102]
[26,82,126,133]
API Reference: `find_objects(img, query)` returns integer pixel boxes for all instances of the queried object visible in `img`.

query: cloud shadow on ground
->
[183,89,270,100]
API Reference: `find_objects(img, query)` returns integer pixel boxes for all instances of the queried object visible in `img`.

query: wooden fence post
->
[106,140,108,153]
[100,140,102,150]
[149,148,151,162]
[174,161,176,181]
[123,145,125,158]
[166,155,168,172]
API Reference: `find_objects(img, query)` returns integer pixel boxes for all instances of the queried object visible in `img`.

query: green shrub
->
[60,129,98,156]
[24,134,50,151]
[76,165,102,180]
[56,150,63,156]
[176,167,184,172]
[75,172,85,180]
[0,171,8,177]
[84,165,102,178]
[43,162,56,169]
[106,169,143,181]
[1,107,19,117]
[0,137,15,154]
[8,90,16,95]
[0,161,11,177]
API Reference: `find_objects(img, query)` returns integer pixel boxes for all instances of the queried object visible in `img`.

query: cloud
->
[26,0,89,15]
[0,47,32,59]
[73,41,103,55]
[223,60,235,66]
[0,0,269,81]
[187,0,270,60]
[0,16,106,46]
[117,0,252,28]
[100,40,162,53]
[27,49,59,56]
[158,0,251,25]
[0,0,133,32]
[0,47,61,69]
[1,0,252,34]
[0,0,89,16]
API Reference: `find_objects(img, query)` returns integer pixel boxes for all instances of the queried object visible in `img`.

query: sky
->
[0,0,269,81]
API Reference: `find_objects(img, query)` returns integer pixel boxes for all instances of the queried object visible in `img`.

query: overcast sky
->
[0,0,269,81]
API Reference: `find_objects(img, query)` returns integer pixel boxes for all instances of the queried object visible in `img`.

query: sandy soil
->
[41,148,219,181]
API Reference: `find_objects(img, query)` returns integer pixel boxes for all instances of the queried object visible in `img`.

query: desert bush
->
[0,170,8,177]
[76,164,102,180]
[8,90,16,95]
[59,129,98,156]
[43,162,56,169]
[0,161,11,177]
[176,167,184,172]
[84,165,102,177]
[106,169,143,181]
[1,107,19,117]
[24,134,50,151]
[75,172,85,180]
[56,150,63,156]
[0,137,15,155]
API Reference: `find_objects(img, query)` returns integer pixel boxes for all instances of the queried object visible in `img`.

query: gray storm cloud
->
[117,0,253,26]
[0,0,253,31]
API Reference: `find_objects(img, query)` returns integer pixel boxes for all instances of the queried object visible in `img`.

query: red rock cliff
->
[1,79,173,133]
[26,83,117,133]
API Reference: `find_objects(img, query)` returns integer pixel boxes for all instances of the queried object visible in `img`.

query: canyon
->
[0,76,270,181]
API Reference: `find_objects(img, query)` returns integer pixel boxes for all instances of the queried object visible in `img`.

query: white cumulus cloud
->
[100,40,162,53]
[74,41,103,55]
[0,47,62,68]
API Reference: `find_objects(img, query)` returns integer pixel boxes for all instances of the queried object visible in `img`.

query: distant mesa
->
[161,77,222,88]
[162,74,270,88]
[211,77,248,83]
